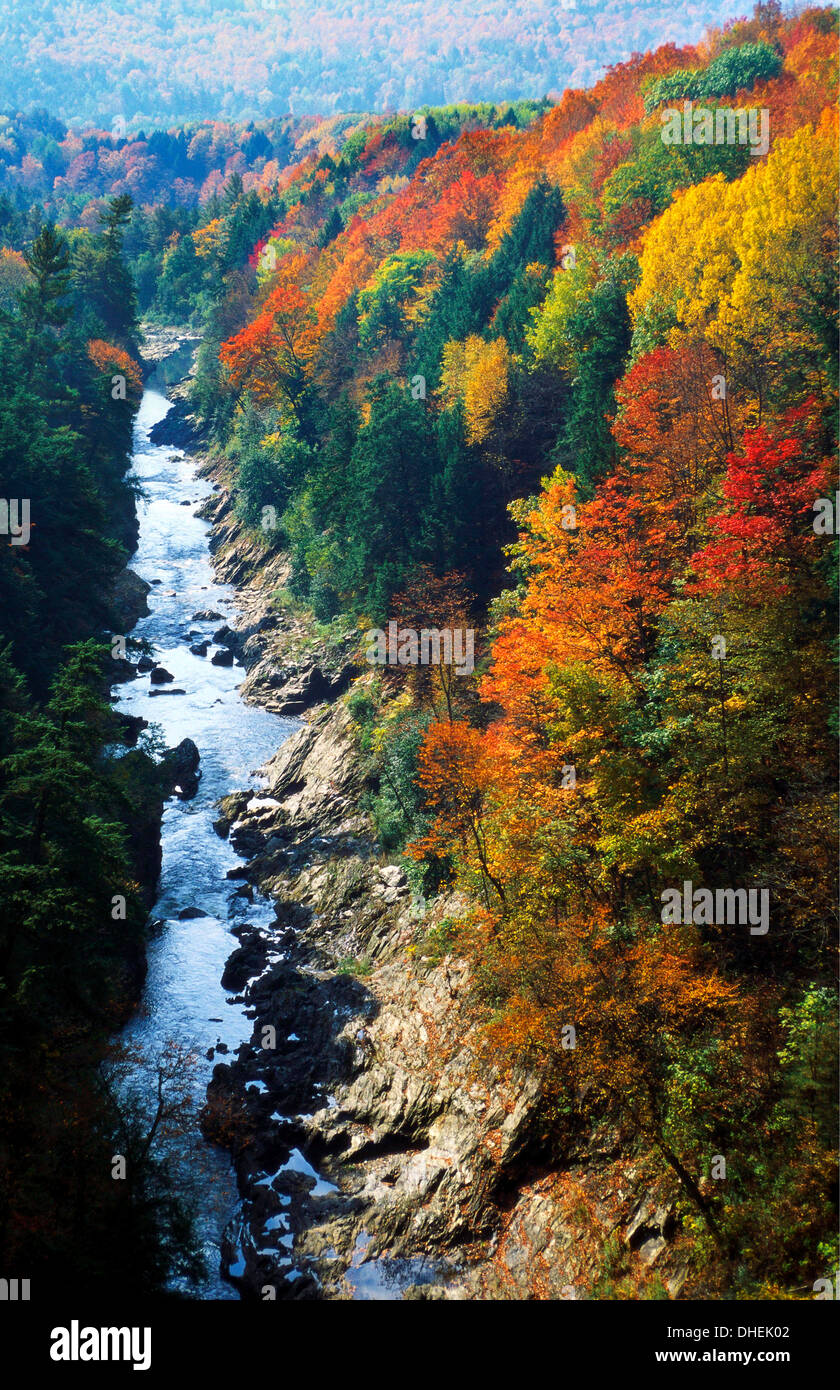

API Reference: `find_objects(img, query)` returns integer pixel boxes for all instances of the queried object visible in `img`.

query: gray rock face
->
[138,323,201,368]
[221,925,269,991]
[229,825,266,858]
[243,660,358,716]
[626,1194,675,1266]
[198,699,657,1301]
[109,657,138,684]
[109,568,151,630]
[115,713,147,747]
[148,398,202,448]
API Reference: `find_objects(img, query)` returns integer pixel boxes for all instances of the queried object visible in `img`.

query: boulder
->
[109,658,138,684]
[625,1194,675,1255]
[161,737,201,800]
[221,927,269,991]
[150,665,174,684]
[109,567,151,629]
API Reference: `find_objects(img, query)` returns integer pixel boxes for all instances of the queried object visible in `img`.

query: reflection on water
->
[115,381,296,1297]
[344,1232,444,1300]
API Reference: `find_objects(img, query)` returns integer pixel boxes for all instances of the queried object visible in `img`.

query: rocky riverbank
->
[191,466,696,1301]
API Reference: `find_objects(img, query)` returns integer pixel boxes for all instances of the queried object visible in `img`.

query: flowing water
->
[115,378,298,1297]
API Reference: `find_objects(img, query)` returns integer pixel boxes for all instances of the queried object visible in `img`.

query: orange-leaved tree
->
[220,252,320,412]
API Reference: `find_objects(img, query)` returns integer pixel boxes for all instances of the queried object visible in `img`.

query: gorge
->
[115,343,689,1301]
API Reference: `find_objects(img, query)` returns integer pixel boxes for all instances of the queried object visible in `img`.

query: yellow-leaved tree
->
[438,334,510,444]
[629,113,839,401]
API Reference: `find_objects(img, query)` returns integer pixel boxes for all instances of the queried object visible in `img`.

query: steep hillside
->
[164,3,839,1297]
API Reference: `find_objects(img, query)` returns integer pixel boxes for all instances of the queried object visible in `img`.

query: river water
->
[115,379,297,1297]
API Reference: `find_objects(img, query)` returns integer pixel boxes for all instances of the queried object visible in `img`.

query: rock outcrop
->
[199,697,693,1301]
[109,567,151,630]
[161,737,201,801]
[148,397,202,448]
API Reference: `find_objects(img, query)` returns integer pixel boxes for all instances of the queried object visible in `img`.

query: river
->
[115,376,298,1298]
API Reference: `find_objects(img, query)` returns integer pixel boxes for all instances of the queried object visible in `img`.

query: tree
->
[357,249,436,349]
[384,565,476,721]
[336,380,439,616]
[220,252,320,417]
[691,402,832,601]
[410,719,507,908]
[20,222,70,337]
[0,641,145,1012]
[629,119,839,406]
[438,334,510,445]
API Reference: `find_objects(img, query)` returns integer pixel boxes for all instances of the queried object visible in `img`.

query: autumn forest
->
[0,0,837,1319]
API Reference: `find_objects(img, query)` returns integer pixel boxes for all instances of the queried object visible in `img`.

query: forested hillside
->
[0,110,369,218]
[169,3,836,1295]
[0,103,552,316]
[2,0,738,125]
